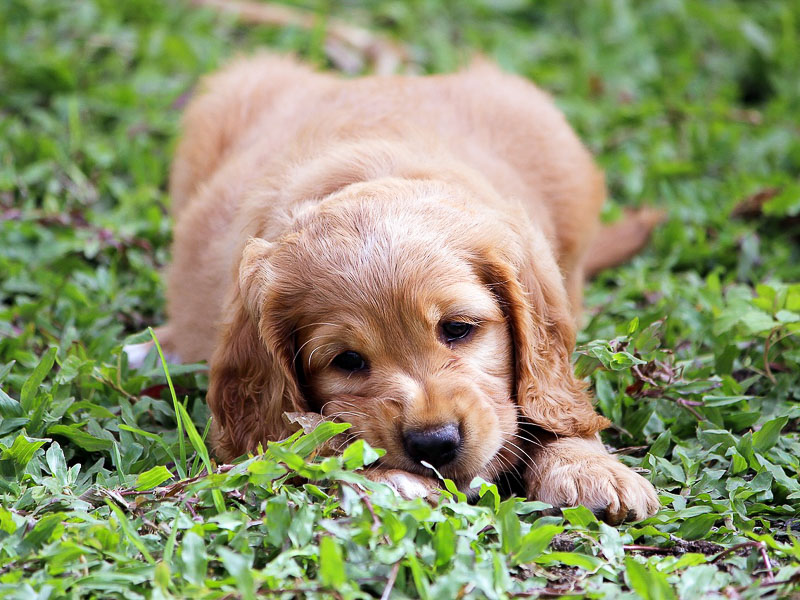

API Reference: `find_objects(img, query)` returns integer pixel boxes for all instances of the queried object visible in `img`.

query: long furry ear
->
[207,238,305,461]
[477,232,609,438]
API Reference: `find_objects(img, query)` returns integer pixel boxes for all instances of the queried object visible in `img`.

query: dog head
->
[207,178,608,482]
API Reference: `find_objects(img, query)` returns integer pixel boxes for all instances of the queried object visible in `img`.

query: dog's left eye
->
[440,321,473,343]
[332,351,367,372]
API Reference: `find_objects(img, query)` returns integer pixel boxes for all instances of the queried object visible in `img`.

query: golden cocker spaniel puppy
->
[134,53,660,523]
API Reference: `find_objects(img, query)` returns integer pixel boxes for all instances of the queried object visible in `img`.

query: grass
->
[1,0,799,597]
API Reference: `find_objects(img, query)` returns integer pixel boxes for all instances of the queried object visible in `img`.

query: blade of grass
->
[190,418,214,477]
[112,441,126,486]
[175,400,225,513]
[149,327,187,478]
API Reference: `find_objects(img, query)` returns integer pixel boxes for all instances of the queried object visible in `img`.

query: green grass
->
[1,0,799,597]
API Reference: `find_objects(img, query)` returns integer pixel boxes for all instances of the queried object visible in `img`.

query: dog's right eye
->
[332,351,367,372]
[440,320,474,343]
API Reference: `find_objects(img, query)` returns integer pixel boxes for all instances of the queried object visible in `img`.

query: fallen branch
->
[712,541,774,583]
[380,562,400,600]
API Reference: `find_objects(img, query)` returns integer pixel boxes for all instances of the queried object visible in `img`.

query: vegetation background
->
[1,0,799,597]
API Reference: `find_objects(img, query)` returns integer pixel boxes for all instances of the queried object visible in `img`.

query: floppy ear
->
[207,238,305,461]
[477,230,609,438]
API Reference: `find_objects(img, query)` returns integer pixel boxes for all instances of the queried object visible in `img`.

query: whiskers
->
[312,401,369,449]
[490,427,544,481]
[292,334,328,365]
[290,322,345,370]
[292,321,341,333]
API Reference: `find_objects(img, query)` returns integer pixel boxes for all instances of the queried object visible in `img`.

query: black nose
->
[403,423,461,467]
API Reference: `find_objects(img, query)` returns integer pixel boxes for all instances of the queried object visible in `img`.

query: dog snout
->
[403,423,462,467]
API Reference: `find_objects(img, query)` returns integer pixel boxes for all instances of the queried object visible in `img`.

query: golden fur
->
[147,53,659,523]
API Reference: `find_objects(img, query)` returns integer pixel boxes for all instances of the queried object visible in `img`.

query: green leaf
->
[512,524,563,564]
[288,504,316,547]
[173,402,212,470]
[134,465,173,490]
[677,513,718,541]
[433,519,456,567]
[290,421,351,457]
[47,424,112,452]
[2,434,49,465]
[496,500,521,553]
[752,416,788,453]
[45,441,68,485]
[702,395,752,407]
[0,387,23,418]
[247,458,287,485]
[217,547,255,600]
[118,424,179,465]
[382,511,407,543]
[406,553,430,600]
[561,505,598,528]
[442,477,467,502]
[319,536,346,588]
[180,531,208,587]
[471,476,500,512]
[609,351,647,369]
[20,347,57,413]
[627,316,640,335]
[263,496,292,547]
[341,438,381,469]
[535,551,603,571]
[0,361,15,386]
[740,309,778,335]
[649,430,672,457]
[154,561,171,593]
[17,513,64,555]
[655,456,686,484]
[625,556,676,600]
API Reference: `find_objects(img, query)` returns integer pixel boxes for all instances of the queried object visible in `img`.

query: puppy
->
[135,53,659,523]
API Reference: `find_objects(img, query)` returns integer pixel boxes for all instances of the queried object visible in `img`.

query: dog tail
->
[583,207,665,278]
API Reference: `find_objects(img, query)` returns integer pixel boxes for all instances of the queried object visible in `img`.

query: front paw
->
[529,453,659,525]
[364,469,440,501]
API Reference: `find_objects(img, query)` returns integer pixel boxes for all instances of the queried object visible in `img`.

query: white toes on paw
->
[367,470,440,500]
[388,474,433,499]
[618,471,661,522]
[123,341,182,369]
[123,341,154,369]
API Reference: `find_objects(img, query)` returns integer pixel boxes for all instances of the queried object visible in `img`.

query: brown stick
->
[343,482,381,532]
[380,562,400,600]
[623,544,676,554]
[712,541,774,582]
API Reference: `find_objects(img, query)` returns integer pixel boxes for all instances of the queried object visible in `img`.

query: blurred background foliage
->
[0,0,799,598]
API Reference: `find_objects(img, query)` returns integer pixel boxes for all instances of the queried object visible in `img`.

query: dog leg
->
[583,207,665,278]
[524,435,659,524]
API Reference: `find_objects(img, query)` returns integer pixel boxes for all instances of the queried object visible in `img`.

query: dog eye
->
[332,351,367,372]
[440,321,473,343]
